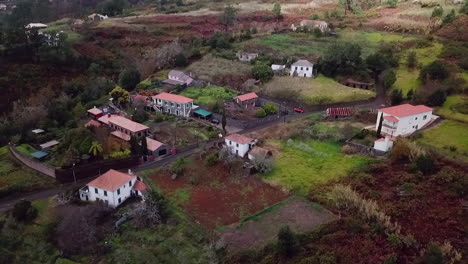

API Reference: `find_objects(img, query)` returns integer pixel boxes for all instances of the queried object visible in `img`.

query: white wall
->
[376,110,432,137]
[225,139,250,157]
[152,98,193,117]
[85,178,137,208]
[374,138,394,152]
[290,65,313,77]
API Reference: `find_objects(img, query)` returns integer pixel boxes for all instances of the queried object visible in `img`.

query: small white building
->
[376,104,433,137]
[88,13,108,21]
[290,60,314,78]
[166,70,193,86]
[25,23,48,29]
[151,92,195,117]
[79,169,147,208]
[271,64,286,74]
[373,136,394,152]
[225,133,255,158]
[0,4,7,11]
[236,52,258,62]
[291,20,329,33]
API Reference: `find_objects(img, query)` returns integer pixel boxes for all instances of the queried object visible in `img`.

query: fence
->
[8,146,56,178]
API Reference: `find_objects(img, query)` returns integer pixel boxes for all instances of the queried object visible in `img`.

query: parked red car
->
[293,107,304,113]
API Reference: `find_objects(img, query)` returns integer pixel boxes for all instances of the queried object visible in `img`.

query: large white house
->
[290,60,314,78]
[376,104,433,137]
[225,133,256,158]
[151,92,195,117]
[79,169,147,208]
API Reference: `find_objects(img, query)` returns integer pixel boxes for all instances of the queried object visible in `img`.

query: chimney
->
[130,115,134,121]
[108,114,111,118]
[128,169,133,176]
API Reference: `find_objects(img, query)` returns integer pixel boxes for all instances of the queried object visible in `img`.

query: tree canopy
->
[320,42,364,77]
[119,68,141,91]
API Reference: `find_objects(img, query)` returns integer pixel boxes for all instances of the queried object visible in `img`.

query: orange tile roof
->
[108,115,149,133]
[146,137,165,151]
[87,169,135,191]
[152,92,193,104]
[250,146,270,156]
[236,92,258,102]
[87,107,102,115]
[225,133,254,144]
[111,131,131,141]
[379,104,432,117]
[133,180,147,191]
[84,120,101,128]
[98,114,114,125]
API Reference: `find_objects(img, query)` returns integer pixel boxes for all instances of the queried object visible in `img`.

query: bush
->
[252,153,274,173]
[277,226,299,258]
[12,200,38,223]
[263,102,278,115]
[171,157,186,175]
[119,68,141,91]
[206,153,218,166]
[174,53,188,67]
[383,70,396,89]
[423,243,444,264]
[442,9,456,24]
[461,0,468,15]
[419,61,449,82]
[387,0,397,8]
[310,14,320,20]
[256,108,267,118]
[341,145,357,155]
[390,89,403,106]
[415,155,435,175]
[431,6,444,18]
[252,62,274,82]
[407,51,418,69]
[427,89,447,107]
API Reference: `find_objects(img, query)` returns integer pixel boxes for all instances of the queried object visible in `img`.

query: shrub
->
[263,102,278,115]
[431,6,444,18]
[119,68,141,91]
[407,89,414,100]
[423,243,444,264]
[341,145,357,155]
[461,0,468,15]
[310,14,320,20]
[174,53,188,67]
[206,153,218,166]
[387,233,403,248]
[387,0,397,8]
[426,89,447,107]
[12,200,38,223]
[277,226,299,258]
[252,62,274,82]
[442,9,456,24]
[383,70,396,89]
[251,153,274,173]
[407,51,418,69]
[171,157,187,175]
[390,89,403,106]
[419,61,449,82]
[415,155,435,175]
[256,108,267,118]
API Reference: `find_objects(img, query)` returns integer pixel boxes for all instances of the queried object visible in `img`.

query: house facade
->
[236,52,258,62]
[376,104,433,137]
[290,60,314,78]
[291,20,329,33]
[235,92,258,108]
[225,133,255,157]
[79,169,147,208]
[271,64,286,75]
[166,70,194,86]
[151,93,194,117]
[98,114,149,141]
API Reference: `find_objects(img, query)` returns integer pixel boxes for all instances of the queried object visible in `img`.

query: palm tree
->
[89,141,103,156]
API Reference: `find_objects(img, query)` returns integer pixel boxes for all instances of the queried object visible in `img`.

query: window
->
[118,198,121,204]
[295,66,298,70]
[306,67,308,71]
[171,103,174,107]
[229,141,232,145]
[117,189,120,195]
[177,104,180,108]
[95,188,98,194]
[415,117,418,120]
[423,115,427,120]
[129,181,132,186]
[104,190,107,196]
[236,143,239,147]
[300,67,303,70]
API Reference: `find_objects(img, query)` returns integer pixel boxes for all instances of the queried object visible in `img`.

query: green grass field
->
[417,120,468,162]
[263,75,375,105]
[263,140,371,195]
[0,146,55,198]
[393,42,443,95]
[437,95,468,123]
[180,86,237,105]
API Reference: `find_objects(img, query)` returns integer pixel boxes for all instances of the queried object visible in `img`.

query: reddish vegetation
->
[437,16,468,42]
[149,159,288,229]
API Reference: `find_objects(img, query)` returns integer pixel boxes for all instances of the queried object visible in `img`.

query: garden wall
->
[8,146,56,178]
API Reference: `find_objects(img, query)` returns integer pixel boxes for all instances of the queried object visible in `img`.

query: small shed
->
[341,79,373,90]
[31,129,45,134]
[193,109,212,119]
[235,92,258,108]
[146,138,169,158]
[31,151,48,160]
[40,140,59,150]
[87,107,103,119]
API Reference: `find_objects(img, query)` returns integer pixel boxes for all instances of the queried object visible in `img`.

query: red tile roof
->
[379,104,432,117]
[225,133,254,144]
[152,92,193,104]
[133,180,147,191]
[97,114,114,125]
[383,115,399,122]
[84,120,101,128]
[326,107,353,116]
[87,107,102,116]
[111,131,131,141]
[146,137,165,151]
[236,92,258,102]
[88,169,135,191]
[108,115,149,133]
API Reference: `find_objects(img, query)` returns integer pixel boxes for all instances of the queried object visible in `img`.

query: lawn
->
[0,146,55,198]
[393,42,443,96]
[16,144,37,156]
[436,95,468,123]
[154,119,220,148]
[180,86,237,106]
[262,75,375,105]
[417,120,468,162]
[263,140,371,195]
[185,54,252,83]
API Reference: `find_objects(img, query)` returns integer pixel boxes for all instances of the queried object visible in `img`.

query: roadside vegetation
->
[180,86,237,105]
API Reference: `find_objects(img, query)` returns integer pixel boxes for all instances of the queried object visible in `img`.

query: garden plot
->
[146,155,288,229]
[152,119,220,148]
[219,197,336,254]
[436,95,468,123]
[262,75,375,105]
[180,86,237,106]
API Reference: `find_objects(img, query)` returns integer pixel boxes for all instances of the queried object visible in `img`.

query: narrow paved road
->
[0,78,387,212]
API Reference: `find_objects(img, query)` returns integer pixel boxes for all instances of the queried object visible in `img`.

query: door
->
[304,73,306,77]
[158,149,167,156]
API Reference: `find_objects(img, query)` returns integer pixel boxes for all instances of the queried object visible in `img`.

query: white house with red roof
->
[79,169,147,208]
[225,133,256,157]
[151,92,195,117]
[235,92,258,108]
[376,104,433,137]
